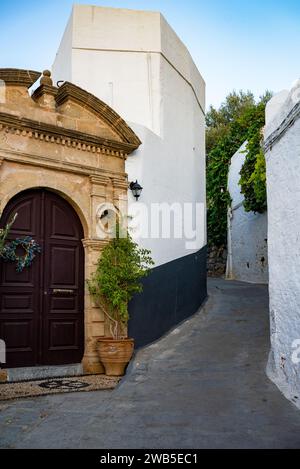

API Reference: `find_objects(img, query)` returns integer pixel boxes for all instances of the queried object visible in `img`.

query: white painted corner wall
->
[52,4,206,267]
[265,79,300,406]
[226,143,268,284]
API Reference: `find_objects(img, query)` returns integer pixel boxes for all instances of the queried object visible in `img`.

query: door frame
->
[0,174,125,376]
[0,188,85,368]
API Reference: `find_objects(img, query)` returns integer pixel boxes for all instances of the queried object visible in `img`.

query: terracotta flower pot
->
[97,338,134,376]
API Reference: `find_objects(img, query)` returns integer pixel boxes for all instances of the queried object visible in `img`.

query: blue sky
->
[0,0,299,108]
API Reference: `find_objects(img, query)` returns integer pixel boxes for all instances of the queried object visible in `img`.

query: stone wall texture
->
[207,245,227,277]
[265,79,300,406]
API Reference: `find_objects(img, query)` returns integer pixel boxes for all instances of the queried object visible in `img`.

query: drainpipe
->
[226,206,233,279]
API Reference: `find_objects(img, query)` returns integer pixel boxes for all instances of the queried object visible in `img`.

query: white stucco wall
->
[226,143,268,284]
[265,80,300,406]
[52,5,206,267]
[52,13,73,84]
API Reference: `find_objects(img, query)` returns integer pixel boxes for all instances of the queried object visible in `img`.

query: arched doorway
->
[0,189,84,368]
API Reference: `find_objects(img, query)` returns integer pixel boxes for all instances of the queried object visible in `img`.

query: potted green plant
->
[87,227,154,376]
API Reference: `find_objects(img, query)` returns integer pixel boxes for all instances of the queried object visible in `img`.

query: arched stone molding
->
[0,170,90,239]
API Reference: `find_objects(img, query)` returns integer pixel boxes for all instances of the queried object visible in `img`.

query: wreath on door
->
[2,236,41,272]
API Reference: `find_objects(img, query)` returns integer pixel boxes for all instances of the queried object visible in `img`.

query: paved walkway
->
[1,278,300,449]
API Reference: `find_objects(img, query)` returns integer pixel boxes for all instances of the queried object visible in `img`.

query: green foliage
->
[206,91,272,247]
[251,149,267,209]
[0,213,17,256]
[206,91,255,154]
[239,100,269,213]
[87,228,154,339]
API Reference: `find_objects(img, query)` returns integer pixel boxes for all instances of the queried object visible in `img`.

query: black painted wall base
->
[128,245,207,349]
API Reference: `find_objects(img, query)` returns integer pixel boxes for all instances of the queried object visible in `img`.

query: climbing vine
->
[239,100,268,213]
[206,91,271,247]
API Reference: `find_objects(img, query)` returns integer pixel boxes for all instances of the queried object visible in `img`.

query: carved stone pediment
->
[0,69,141,158]
[0,68,41,88]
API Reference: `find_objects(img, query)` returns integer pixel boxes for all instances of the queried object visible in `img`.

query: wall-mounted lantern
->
[129,180,143,201]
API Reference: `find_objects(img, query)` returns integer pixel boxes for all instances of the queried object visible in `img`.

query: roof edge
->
[56,81,141,150]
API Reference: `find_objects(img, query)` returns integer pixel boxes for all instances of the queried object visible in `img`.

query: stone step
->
[5,364,83,382]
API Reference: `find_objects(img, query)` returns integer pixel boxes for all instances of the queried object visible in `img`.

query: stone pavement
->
[1,278,300,449]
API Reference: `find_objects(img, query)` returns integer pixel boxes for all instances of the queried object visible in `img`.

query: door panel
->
[51,205,77,239]
[0,192,40,367]
[42,191,84,366]
[0,189,84,368]
[49,246,77,286]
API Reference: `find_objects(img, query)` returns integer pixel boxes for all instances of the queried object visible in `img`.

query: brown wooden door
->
[0,189,84,368]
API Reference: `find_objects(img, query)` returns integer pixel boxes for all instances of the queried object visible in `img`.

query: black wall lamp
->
[129,180,143,201]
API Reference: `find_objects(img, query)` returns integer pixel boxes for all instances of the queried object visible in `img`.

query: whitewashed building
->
[226,142,268,284]
[53,5,207,347]
[265,81,300,406]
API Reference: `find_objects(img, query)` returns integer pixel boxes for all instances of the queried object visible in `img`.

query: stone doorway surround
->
[0,68,141,376]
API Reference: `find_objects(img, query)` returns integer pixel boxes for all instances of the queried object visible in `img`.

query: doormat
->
[0,375,120,401]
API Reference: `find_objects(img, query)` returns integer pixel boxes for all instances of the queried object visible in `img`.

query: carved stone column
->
[113,176,129,231]
[89,175,110,239]
[81,238,110,374]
